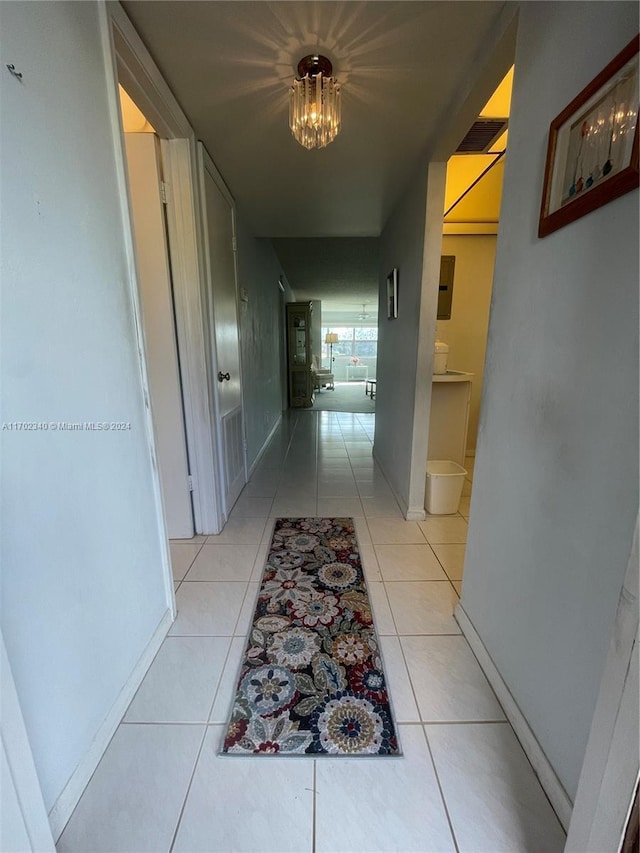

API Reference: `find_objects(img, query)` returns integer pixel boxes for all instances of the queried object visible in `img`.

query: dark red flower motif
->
[254,741,280,753]
[223,718,248,749]
[348,664,388,703]
[353,608,373,627]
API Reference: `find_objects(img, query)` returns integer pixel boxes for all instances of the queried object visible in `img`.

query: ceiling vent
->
[456,119,508,153]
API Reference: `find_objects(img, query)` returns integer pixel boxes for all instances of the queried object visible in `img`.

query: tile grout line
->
[379,576,402,637]
[311,760,317,853]
[421,725,461,853]
[396,631,427,726]
[380,624,464,637]
[314,412,319,515]
[146,414,475,849]
[171,538,205,586]
[167,722,209,852]
[116,718,511,727]
[427,536,467,585]
[206,635,237,726]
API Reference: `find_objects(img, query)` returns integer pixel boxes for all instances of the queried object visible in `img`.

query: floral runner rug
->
[221,517,400,756]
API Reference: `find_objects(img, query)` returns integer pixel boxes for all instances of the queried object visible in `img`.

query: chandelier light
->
[289,54,341,150]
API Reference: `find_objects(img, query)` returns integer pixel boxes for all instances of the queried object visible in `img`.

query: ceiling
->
[443,65,513,234]
[271,237,378,312]
[120,0,511,241]
[120,2,514,315]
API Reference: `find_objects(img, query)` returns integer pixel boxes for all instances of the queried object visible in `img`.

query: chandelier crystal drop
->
[289,54,341,150]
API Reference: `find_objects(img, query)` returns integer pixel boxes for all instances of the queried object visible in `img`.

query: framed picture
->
[386,268,398,319]
[538,35,639,238]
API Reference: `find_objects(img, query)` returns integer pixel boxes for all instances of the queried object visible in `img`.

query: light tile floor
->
[58,411,565,852]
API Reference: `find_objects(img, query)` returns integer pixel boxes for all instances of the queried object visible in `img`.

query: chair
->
[311,356,334,390]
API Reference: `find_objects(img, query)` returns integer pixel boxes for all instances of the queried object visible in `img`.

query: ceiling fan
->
[357,303,370,320]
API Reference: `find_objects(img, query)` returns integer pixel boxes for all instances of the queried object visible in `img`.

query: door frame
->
[107,1,224,533]
[122,132,194,539]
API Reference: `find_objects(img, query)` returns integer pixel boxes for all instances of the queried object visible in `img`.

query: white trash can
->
[425,460,467,514]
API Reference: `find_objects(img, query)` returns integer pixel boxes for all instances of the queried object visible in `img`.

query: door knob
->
[217,371,230,382]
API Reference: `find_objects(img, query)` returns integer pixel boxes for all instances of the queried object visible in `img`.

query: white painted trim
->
[48,609,173,841]
[405,508,427,522]
[198,145,235,207]
[99,2,175,616]
[107,2,191,139]
[455,602,573,830]
[108,2,221,534]
[1,632,55,851]
[408,161,447,517]
[248,413,283,477]
[123,132,194,539]
[161,138,221,534]
[565,519,639,852]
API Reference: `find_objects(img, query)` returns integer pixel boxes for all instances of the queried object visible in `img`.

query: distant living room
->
[311,325,377,412]
[321,325,377,380]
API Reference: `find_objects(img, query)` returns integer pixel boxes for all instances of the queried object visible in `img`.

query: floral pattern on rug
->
[221,517,399,756]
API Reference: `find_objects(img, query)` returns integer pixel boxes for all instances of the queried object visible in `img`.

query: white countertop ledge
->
[432,370,474,382]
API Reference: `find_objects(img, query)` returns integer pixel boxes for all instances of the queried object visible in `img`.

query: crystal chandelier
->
[289,55,341,150]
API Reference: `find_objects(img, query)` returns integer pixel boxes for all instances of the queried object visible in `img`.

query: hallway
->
[58,412,565,852]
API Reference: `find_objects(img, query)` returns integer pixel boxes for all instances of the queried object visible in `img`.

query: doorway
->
[310,313,378,414]
[110,2,232,535]
[119,88,194,539]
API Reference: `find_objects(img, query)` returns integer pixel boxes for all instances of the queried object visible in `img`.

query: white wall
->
[235,219,292,468]
[0,0,170,817]
[461,1,639,801]
[376,158,446,517]
[376,162,428,508]
[437,235,497,451]
[374,2,515,519]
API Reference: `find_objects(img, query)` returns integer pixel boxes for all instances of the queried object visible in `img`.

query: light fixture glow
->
[290,55,341,150]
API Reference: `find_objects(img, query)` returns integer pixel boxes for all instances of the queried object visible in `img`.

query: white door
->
[198,144,246,516]
[124,133,194,538]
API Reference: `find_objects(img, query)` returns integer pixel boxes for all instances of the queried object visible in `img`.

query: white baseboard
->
[406,507,426,521]
[455,603,573,831]
[48,608,173,840]
[247,414,282,479]
[372,452,425,520]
